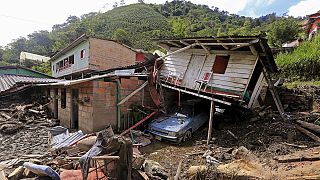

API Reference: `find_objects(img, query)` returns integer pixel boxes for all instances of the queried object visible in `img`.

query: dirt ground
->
[140,110,320,179]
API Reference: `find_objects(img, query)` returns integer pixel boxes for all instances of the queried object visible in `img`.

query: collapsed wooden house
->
[155,35,284,143]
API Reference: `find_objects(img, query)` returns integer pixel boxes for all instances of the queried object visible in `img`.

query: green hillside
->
[91,3,173,50]
[0,1,304,74]
[276,35,320,81]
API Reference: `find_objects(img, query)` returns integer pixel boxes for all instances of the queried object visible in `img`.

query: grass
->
[275,34,320,81]
[284,80,320,89]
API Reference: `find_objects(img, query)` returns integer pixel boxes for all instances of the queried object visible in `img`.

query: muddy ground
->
[1,86,320,179]
[140,111,320,178]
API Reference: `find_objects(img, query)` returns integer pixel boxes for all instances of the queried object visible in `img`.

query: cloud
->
[287,0,320,17]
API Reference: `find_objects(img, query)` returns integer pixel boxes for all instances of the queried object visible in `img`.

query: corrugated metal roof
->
[0,74,60,93]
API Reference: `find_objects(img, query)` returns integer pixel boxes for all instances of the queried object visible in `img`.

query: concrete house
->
[47,35,153,133]
[50,34,141,79]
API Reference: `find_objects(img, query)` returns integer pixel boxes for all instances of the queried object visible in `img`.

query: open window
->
[69,55,75,64]
[61,88,66,109]
[212,55,230,74]
[80,49,85,59]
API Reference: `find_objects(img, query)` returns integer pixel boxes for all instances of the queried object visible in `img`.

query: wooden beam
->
[120,111,158,136]
[207,100,215,145]
[118,81,148,105]
[249,45,285,119]
[180,40,190,46]
[156,43,197,62]
[161,83,232,106]
[158,43,170,50]
[167,41,182,48]
[217,40,230,50]
[230,44,249,51]
[196,40,210,54]
[295,125,320,142]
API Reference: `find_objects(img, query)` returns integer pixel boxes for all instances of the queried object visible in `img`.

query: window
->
[212,55,230,74]
[69,55,75,64]
[80,49,85,59]
[63,58,68,67]
[61,88,66,109]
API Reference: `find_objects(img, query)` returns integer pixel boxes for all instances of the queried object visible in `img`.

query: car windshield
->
[177,105,193,117]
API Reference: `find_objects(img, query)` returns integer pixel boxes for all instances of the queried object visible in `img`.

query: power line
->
[0,14,50,26]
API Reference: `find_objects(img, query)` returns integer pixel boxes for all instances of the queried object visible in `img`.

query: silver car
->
[148,101,208,143]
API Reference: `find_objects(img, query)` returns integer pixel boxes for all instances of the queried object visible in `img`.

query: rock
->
[76,136,97,151]
[217,159,266,179]
[187,165,208,180]
[0,124,23,134]
[232,146,250,160]
[143,160,168,179]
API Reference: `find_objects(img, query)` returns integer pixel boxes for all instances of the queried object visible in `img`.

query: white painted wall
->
[51,40,90,78]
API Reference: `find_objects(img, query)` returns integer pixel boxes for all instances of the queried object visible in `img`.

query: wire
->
[0,14,50,25]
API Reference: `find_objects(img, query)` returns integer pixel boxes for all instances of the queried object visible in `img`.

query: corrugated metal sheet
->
[0,74,59,93]
[51,130,85,149]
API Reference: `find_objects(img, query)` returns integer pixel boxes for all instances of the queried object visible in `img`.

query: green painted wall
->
[0,67,51,78]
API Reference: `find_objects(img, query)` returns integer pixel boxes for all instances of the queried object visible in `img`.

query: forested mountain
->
[0,0,304,71]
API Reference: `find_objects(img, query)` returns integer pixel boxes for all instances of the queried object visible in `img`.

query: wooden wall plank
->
[211,76,248,84]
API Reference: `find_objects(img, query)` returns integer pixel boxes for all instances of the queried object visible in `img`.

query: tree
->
[112,28,131,45]
[113,2,118,8]
[138,0,144,3]
[120,0,125,6]
[267,17,301,47]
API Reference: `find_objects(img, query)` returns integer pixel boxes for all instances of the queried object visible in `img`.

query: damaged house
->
[155,36,284,143]
[46,35,154,133]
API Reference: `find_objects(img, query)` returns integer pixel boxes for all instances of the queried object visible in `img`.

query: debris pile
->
[0,100,57,162]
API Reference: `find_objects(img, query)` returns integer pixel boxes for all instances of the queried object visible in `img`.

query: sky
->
[0,0,319,47]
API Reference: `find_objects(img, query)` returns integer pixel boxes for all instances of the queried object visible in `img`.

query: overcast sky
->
[0,0,319,47]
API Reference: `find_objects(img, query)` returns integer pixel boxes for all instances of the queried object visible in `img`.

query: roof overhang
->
[155,35,278,73]
[49,34,89,62]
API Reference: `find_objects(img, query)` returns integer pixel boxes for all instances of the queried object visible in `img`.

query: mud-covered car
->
[148,100,208,143]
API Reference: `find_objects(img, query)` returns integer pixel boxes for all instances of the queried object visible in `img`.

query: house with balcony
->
[47,35,154,133]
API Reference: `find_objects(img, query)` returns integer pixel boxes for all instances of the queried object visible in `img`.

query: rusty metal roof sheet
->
[0,74,59,93]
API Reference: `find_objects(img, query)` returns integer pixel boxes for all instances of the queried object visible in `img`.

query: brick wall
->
[92,80,117,132]
[89,38,136,71]
[47,78,156,133]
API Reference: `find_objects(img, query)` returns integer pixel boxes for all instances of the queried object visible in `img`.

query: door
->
[53,88,58,119]
[182,55,206,89]
[71,89,79,129]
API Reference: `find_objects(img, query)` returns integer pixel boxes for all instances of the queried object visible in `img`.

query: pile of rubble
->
[0,100,58,162]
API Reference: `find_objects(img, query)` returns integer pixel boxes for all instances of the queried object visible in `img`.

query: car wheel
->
[183,130,192,142]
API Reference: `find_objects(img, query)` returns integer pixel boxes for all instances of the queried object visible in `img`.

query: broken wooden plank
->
[207,101,215,145]
[0,113,11,119]
[295,125,320,142]
[174,160,183,180]
[118,81,148,105]
[275,155,320,163]
[227,130,238,140]
[120,111,157,136]
[282,142,307,148]
[28,109,44,114]
[296,120,320,134]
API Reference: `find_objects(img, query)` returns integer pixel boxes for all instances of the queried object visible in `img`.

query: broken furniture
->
[194,72,213,93]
